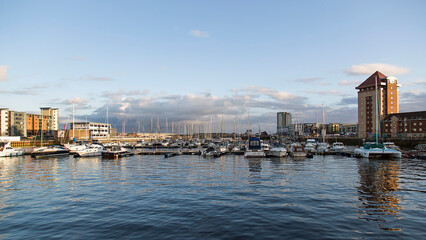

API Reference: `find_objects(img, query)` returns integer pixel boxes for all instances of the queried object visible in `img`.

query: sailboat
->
[244,111,265,157]
[353,76,401,159]
[316,105,329,153]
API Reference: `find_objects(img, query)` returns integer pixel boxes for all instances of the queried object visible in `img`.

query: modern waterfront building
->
[0,108,9,136]
[277,112,292,135]
[69,122,112,139]
[41,107,59,131]
[356,71,400,138]
[9,111,27,137]
[0,107,58,138]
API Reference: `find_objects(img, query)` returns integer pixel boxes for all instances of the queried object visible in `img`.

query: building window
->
[420,123,423,126]
[414,123,417,126]
[420,128,423,131]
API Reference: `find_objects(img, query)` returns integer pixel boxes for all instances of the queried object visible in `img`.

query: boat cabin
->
[248,137,261,150]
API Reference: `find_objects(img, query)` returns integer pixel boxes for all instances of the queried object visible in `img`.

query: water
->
[0,154,425,239]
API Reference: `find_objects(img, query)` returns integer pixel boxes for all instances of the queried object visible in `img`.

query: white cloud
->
[242,86,301,101]
[297,77,321,83]
[402,78,426,87]
[0,66,8,81]
[339,79,361,86]
[190,29,209,38]
[88,75,114,81]
[305,89,345,96]
[345,63,409,76]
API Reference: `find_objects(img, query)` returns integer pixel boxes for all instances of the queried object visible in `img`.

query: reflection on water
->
[0,155,425,239]
[357,159,402,231]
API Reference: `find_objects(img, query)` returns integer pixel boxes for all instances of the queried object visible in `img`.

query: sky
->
[1,0,425,133]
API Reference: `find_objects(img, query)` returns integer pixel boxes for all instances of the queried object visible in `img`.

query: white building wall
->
[0,109,9,136]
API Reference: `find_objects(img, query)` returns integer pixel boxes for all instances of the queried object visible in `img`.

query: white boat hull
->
[244,150,265,158]
[353,148,401,159]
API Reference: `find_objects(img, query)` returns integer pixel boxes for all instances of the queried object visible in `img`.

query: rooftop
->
[355,71,387,90]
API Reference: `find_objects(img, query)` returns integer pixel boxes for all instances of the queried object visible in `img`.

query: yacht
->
[353,142,401,159]
[268,147,288,157]
[75,144,106,157]
[31,145,70,158]
[329,142,346,153]
[304,139,317,153]
[0,142,25,157]
[244,137,265,158]
[316,142,329,154]
[102,145,131,159]
[64,142,87,154]
[201,147,221,157]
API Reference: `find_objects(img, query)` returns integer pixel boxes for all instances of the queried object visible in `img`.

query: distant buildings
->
[356,71,425,139]
[277,112,292,135]
[0,107,59,138]
[69,122,112,140]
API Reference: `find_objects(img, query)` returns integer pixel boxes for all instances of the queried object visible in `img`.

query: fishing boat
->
[289,143,307,157]
[31,145,70,158]
[353,142,401,159]
[75,144,106,157]
[244,137,265,158]
[0,142,25,157]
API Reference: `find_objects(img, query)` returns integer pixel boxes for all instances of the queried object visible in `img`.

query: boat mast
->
[375,75,379,144]
[72,99,75,141]
[221,112,224,139]
[248,110,250,138]
[40,108,43,147]
[322,105,325,144]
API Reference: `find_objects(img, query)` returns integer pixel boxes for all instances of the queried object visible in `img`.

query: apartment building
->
[0,108,9,136]
[69,122,111,139]
[356,71,400,138]
[9,111,27,137]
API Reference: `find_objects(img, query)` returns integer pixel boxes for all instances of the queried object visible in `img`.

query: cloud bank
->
[190,30,209,38]
[71,87,358,133]
[0,66,8,81]
[345,63,409,76]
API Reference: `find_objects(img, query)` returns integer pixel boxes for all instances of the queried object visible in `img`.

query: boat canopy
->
[363,142,384,149]
[248,137,261,150]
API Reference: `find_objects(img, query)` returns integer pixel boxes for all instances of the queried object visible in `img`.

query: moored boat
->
[102,145,131,159]
[268,147,288,157]
[75,144,106,157]
[289,143,307,157]
[0,142,25,157]
[329,142,346,153]
[353,142,401,159]
[244,137,265,158]
[31,145,70,158]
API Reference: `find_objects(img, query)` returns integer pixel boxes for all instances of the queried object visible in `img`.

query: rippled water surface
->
[0,154,425,239]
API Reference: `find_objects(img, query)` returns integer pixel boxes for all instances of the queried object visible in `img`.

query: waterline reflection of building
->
[357,159,402,231]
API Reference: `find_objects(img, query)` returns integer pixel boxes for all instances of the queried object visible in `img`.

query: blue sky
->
[1,0,425,132]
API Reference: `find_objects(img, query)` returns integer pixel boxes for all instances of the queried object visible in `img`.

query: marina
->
[0,153,425,239]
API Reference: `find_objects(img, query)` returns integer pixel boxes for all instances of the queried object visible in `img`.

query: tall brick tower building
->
[356,71,400,138]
